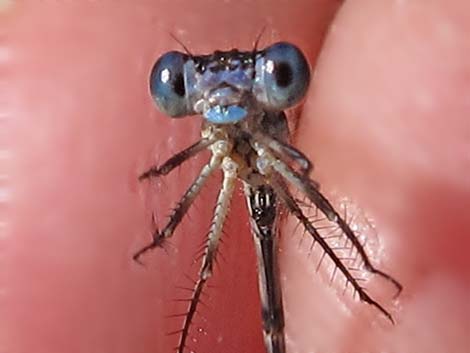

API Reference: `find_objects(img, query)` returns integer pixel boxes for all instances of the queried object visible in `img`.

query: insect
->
[134,40,402,353]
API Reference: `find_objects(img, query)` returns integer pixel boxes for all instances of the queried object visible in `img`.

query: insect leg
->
[252,131,313,176]
[245,183,286,353]
[176,156,238,353]
[139,138,214,181]
[270,173,394,323]
[256,146,402,297]
[133,141,226,262]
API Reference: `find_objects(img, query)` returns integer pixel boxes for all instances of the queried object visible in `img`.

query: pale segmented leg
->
[139,138,214,181]
[133,140,227,262]
[253,142,402,297]
[245,184,285,353]
[246,112,313,176]
[251,130,312,176]
[269,174,395,323]
[176,156,238,353]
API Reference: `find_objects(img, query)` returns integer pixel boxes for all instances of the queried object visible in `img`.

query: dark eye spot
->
[172,73,185,96]
[274,62,293,87]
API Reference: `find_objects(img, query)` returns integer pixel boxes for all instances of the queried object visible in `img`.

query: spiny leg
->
[270,174,395,323]
[133,141,227,262]
[255,144,402,297]
[139,138,214,181]
[176,156,238,353]
[245,183,286,353]
[307,187,402,296]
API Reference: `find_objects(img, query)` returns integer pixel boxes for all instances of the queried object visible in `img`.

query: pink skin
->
[3,1,469,353]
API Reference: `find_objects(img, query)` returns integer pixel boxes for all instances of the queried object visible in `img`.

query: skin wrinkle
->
[4,1,469,353]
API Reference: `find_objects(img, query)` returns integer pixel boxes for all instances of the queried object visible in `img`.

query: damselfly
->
[134,40,402,353]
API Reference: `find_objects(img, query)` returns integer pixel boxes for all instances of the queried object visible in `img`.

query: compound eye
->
[149,51,192,117]
[255,42,310,111]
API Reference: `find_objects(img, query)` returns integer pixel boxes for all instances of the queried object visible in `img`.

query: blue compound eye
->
[255,42,310,111]
[149,51,193,117]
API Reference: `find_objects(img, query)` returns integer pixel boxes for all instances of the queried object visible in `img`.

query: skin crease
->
[3,1,469,353]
